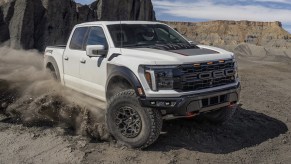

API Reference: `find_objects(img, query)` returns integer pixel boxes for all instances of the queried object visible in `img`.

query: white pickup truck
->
[44,21,240,148]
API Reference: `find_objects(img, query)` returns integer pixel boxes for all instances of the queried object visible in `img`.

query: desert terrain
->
[1,0,291,163]
[0,44,290,164]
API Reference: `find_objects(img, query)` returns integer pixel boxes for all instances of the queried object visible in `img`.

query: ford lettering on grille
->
[198,69,235,80]
[177,59,236,91]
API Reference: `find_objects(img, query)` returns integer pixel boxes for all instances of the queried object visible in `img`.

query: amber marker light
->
[219,60,225,63]
[207,62,213,65]
[137,88,144,96]
[194,63,200,67]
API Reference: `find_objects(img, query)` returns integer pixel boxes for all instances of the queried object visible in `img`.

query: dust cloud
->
[0,46,110,141]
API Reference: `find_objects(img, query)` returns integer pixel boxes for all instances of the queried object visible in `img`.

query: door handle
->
[80,59,86,64]
[64,56,69,60]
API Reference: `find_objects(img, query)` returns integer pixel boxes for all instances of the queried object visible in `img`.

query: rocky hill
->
[0,0,155,51]
[1,0,290,52]
[164,20,291,49]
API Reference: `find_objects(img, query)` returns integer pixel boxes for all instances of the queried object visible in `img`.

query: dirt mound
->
[234,43,267,57]
[233,43,291,63]
[2,91,108,140]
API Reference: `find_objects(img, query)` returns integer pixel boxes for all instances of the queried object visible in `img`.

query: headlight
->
[144,66,178,91]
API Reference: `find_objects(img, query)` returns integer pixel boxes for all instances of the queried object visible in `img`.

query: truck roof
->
[78,21,164,26]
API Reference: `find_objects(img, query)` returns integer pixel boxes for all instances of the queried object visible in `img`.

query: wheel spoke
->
[114,106,142,138]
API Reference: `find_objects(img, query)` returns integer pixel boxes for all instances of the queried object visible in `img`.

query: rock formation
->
[97,0,155,21]
[164,20,291,49]
[0,0,156,51]
[1,0,289,52]
[0,4,9,43]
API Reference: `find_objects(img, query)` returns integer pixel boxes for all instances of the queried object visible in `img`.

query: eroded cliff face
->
[97,0,155,21]
[0,5,9,42]
[0,0,155,51]
[164,20,291,48]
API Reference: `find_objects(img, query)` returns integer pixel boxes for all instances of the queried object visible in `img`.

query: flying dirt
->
[0,45,291,163]
[0,46,109,140]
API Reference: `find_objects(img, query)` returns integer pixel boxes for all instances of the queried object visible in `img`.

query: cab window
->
[85,26,108,49]
[69,27,89,50]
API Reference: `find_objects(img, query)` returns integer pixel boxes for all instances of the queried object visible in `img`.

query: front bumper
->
[139,82,241,116]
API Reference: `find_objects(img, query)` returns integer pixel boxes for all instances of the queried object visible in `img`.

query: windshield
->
[107,24,190,48]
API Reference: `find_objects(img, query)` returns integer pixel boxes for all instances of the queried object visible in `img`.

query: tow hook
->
[186,112,199,118]
[228,101,238,108]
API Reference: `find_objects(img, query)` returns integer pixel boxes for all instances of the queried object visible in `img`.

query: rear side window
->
[69,27,89,50]
[86,27,108,49]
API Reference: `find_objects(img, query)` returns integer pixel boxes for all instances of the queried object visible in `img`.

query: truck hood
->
[120,45,234,65]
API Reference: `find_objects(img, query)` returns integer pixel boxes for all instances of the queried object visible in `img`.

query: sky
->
[75,0,291,33]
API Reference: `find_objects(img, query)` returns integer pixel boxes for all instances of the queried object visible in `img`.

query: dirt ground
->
[0,55,291,164]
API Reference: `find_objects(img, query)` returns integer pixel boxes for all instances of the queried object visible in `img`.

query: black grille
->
[175,59,236,91]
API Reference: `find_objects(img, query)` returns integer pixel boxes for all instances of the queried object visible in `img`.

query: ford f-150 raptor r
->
[44,21,240,148]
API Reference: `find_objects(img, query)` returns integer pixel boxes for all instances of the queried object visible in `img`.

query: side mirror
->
[86,45,107,57]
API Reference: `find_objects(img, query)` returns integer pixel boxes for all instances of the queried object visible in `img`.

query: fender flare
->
[44,56,61,81]
[106,64,144,99]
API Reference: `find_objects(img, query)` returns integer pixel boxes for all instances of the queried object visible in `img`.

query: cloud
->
[254,0,291,4]
[153,0,291,24]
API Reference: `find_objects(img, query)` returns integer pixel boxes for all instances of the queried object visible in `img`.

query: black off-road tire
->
[106,89,162,149]
[203,106,237,124]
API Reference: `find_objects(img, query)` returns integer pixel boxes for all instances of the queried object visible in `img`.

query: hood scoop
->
[147,43,219,56]
[149,43,198,50]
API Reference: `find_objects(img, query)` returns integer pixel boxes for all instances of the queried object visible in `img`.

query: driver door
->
[79,26,109,101]
[63,27,88,91]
